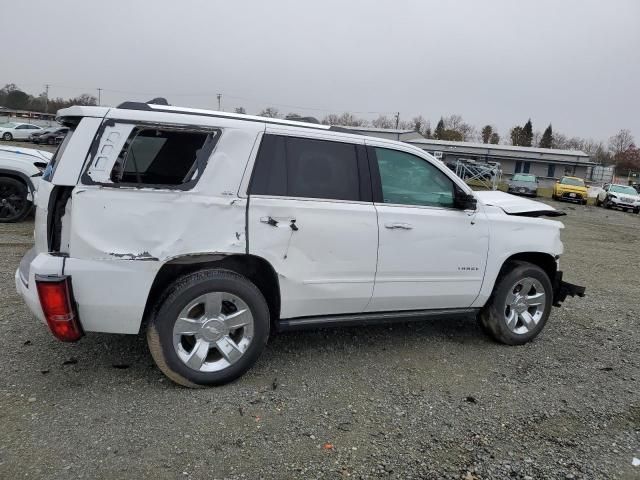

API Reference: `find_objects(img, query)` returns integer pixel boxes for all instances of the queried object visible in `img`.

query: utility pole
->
[394,112,400,129]
[44,84,50,113]
[217,93,222,111]
[97,88,102,106]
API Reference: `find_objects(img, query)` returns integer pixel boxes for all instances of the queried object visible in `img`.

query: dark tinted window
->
[250,135,360,201]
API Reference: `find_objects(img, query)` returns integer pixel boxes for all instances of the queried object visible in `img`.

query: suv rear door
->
[365,141,489,311]
[246,129,378,319]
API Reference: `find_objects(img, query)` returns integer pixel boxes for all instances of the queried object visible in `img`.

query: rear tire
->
[147,269,270,388]
[0,177,32,223]
[479,261,553,345]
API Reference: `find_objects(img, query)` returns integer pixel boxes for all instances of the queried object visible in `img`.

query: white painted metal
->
[17,102,568,336]
[248,196,378,318]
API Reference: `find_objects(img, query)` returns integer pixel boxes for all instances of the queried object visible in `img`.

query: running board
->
[277,308,479,332]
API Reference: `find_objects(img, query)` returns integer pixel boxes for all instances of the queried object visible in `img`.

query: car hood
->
[556,184,587,193]
[0,146,53,163]
[509,180,537,188]
[475,190,564,217]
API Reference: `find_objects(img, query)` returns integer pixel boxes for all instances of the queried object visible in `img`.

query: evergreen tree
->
[434,118,445,140]
[539,124,553,148]
[489,132,500,144]
[522,119,533,147]
[510,126,523,146]
[481,125,493,143]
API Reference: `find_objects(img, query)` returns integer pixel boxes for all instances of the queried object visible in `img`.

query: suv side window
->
[374,147,454,208]
[250,134,361,201]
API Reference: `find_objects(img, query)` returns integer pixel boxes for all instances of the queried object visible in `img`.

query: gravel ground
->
[0,202,638,479]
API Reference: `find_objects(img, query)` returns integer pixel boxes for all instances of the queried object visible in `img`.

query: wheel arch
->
[141,253,281,332]
[0,168,35,194]
[498,251,557,284]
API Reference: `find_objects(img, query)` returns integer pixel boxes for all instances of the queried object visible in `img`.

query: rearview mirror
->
[455,190,477,210]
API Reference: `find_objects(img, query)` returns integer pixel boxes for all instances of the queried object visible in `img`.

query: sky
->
[2,0,639,143]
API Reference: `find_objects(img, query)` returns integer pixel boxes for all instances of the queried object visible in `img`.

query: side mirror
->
[455,190,477,210]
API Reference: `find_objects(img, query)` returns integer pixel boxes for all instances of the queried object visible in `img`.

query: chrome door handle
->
[384,222,413,230]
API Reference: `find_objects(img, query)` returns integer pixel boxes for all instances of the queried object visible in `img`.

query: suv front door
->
[366,144,489,312]
[247,131,378,320]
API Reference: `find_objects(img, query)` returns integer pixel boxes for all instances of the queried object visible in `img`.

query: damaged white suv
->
[16,102,585,387]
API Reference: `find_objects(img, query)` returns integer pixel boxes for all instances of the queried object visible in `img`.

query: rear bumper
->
[16,249,161,335]
[552,270,586,307]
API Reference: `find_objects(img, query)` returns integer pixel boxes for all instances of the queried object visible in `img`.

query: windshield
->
[0,122,16,128]
[512,174,536,182]
[560,177,585,187]
[610,185,637,195]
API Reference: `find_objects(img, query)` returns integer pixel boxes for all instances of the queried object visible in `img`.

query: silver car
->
[507,173,538,197]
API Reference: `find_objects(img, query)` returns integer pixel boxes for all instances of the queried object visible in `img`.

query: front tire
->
[2,132,12,141]
[479,261,553,345]
[147,269,270,388]
[0,177,32,223]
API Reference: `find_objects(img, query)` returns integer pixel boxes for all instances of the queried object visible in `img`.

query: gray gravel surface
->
[0,201,638,479]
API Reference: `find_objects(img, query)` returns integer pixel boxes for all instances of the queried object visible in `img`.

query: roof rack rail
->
[328,126,361,135]
[117,97,170,110]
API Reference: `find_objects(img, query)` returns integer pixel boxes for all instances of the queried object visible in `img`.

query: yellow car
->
[552,176,588,205]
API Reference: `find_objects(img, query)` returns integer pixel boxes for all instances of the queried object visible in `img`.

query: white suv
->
[16,102,585,387]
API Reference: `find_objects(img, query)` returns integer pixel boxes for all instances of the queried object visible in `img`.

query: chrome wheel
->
[172,292,254,372]
[503,277,546,334]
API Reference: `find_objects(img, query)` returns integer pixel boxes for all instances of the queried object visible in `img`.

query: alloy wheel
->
[172,291,254,372]
[0,182,28,221]
[503,277,547,334]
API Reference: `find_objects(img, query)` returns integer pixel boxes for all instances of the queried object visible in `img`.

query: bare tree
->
[259,107,281,118]
[443,114,476,141]
[371,115,395,129]
[608,129,634,156]
[234,107,246,114]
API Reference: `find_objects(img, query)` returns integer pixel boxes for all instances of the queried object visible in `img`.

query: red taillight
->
[35,277,83,342]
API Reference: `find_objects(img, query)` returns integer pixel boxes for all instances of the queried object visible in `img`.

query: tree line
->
[1,83,637,172]
[0,83,97,113]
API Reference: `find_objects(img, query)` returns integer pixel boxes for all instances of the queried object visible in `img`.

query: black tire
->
[147,269,270,388]
[635,209,639,214]
[595,198,601,207]
[479,261,553,345]
[2,132,12,141]
[581,199,587,205]
[0,177,32,223]
[604,199,612,209]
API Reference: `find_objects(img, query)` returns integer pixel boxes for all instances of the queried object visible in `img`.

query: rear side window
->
[42,127,75,182]
[110,128,216,186]
[250,135,361,201]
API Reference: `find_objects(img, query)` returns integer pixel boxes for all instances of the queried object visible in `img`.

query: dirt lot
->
[0,202,638,479]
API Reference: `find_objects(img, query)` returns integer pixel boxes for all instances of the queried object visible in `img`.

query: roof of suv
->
[57,103,339,132]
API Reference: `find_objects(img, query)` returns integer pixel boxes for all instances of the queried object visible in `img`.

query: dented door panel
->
[248,197,378,319]
[69,189,247,261]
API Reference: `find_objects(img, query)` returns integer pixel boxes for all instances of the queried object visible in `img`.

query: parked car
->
[595,184,640,213]
[552,176,588,204]
[15,103,585,387]
[0,146,51,222]
[507,173,538,197]
[0,122,43,141]
[32,127,69,145]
